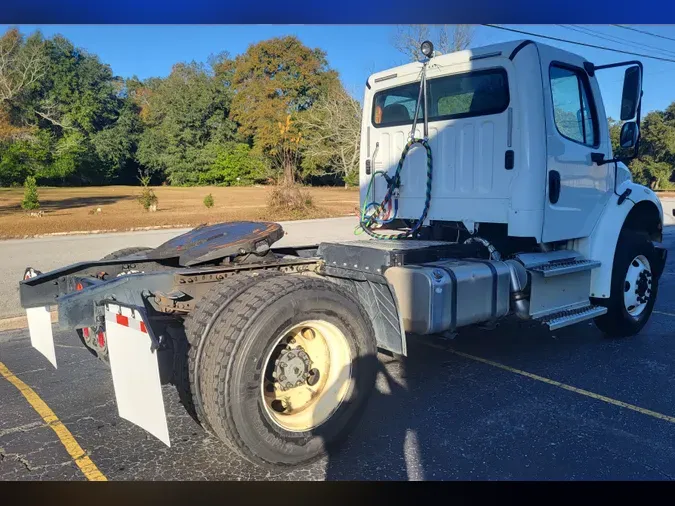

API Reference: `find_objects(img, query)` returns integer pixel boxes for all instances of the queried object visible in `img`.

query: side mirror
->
[620,66,642,121]
[620,121,639,148]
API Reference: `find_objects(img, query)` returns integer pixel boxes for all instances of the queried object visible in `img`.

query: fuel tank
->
[384,259,511,334]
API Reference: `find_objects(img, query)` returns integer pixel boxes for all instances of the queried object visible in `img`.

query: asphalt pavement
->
[1,227,674,480]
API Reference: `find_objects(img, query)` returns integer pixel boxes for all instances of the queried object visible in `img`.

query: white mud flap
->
[26,306,57,368]
[105,303,171,447]
[23,267,57,368]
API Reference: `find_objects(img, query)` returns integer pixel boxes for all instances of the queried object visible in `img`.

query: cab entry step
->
[536,304,608,330]
[528,259,601,277]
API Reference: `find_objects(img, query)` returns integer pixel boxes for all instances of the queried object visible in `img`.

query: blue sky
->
[3,24,675,118]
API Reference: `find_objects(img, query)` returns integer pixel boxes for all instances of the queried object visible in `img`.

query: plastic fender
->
[573,182,663,299]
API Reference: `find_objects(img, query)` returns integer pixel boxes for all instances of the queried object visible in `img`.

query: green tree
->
[198,142,269,186]
[226,36,338,183]
[21,175,40,210]
[136,58,236,185]
[632,110,675,189]
[0,29,134,185]
[608,109,675,189]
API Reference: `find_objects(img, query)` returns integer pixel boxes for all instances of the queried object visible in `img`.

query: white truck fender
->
[573,181,664,299]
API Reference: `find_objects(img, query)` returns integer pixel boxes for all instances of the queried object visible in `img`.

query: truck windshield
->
[372,68,509,128]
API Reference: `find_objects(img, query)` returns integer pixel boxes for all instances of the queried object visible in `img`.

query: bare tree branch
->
[0,28,47,103]
[297,84,362,184]
[391,25,475,62]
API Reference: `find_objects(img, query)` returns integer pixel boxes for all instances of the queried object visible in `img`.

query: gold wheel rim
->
[261,320,352,432]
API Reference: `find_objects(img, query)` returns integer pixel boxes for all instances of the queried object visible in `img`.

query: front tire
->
[195,274,377,468]
[594,230,658,338]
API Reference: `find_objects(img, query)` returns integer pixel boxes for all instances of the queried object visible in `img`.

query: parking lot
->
[1,229,674,481]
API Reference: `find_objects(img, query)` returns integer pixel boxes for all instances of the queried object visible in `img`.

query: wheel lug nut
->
[295,380,303,386]
[286,382,293,389]
[287,352,295,359]
[279,375,286,381]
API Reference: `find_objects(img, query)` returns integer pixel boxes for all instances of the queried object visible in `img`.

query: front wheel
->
[594,230,658,338]
[195,274,377,468]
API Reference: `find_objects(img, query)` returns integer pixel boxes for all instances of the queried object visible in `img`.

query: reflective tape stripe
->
[105,307,148,334]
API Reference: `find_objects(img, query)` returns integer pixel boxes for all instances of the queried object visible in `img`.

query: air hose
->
[357,60,433,240]
[358,138,433,239]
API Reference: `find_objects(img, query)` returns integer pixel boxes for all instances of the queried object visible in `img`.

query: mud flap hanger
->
[97,298,162,351]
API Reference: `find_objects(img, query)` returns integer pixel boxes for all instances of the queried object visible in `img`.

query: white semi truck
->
[19,38,667,470]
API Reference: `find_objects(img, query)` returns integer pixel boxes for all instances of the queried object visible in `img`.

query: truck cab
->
[360,39,666,310]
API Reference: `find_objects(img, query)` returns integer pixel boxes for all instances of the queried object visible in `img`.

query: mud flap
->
[23,267,57,368]
[104,303,171,447]
[26,306,57,368]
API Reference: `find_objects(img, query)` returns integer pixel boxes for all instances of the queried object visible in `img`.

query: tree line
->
[0,28,362,187]
[609,103,675,190]
[2,26,672,190]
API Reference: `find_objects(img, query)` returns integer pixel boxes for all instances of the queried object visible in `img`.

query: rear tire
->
[181,271,283,434]
[195,274,377,468]
[594,230,658,338]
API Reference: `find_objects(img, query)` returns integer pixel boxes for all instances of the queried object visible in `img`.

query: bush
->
[21,176,40,211]
[198,143,269,186]
[203,193,214,208]
[137,170,158,211]
[138,187,158,211]
[267,184,314,213]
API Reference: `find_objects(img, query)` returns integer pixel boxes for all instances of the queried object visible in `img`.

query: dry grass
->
[0,185,359,239]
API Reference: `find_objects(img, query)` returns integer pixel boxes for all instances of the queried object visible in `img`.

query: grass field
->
[0,185,360,239]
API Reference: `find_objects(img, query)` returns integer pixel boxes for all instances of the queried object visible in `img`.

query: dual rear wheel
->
[183,273,378,468]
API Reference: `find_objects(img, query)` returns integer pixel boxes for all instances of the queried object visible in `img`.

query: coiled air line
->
[358,58,434,240]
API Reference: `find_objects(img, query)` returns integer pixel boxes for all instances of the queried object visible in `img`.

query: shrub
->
[137,170,158,211]
[138,187,158,211]
[198,143,269,186]
[21,176,40,211]
[203,193,214,208]
[267,184,314,213]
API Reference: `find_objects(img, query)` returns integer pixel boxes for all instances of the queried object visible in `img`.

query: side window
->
[550,65,598,147]
[372,83,421,126]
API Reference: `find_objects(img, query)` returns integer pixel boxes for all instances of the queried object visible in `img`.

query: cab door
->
[537,45,613,242]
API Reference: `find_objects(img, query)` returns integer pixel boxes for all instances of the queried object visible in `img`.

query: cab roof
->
[366,39,585,86]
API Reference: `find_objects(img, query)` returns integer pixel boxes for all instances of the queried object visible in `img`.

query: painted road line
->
[0,361,107,481]
[654,310,675,318]
[420,341,675,425]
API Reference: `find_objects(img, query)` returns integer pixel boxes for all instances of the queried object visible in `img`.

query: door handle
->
[549,170,561,204]
[591,152,606,165]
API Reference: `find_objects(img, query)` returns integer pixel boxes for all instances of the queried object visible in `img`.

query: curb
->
[1,215,358,241]
[0,311,58,332]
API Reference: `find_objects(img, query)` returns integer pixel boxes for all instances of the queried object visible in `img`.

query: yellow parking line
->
[0,361,107,481]
[422,342,675,425]
[654,310,675,318]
